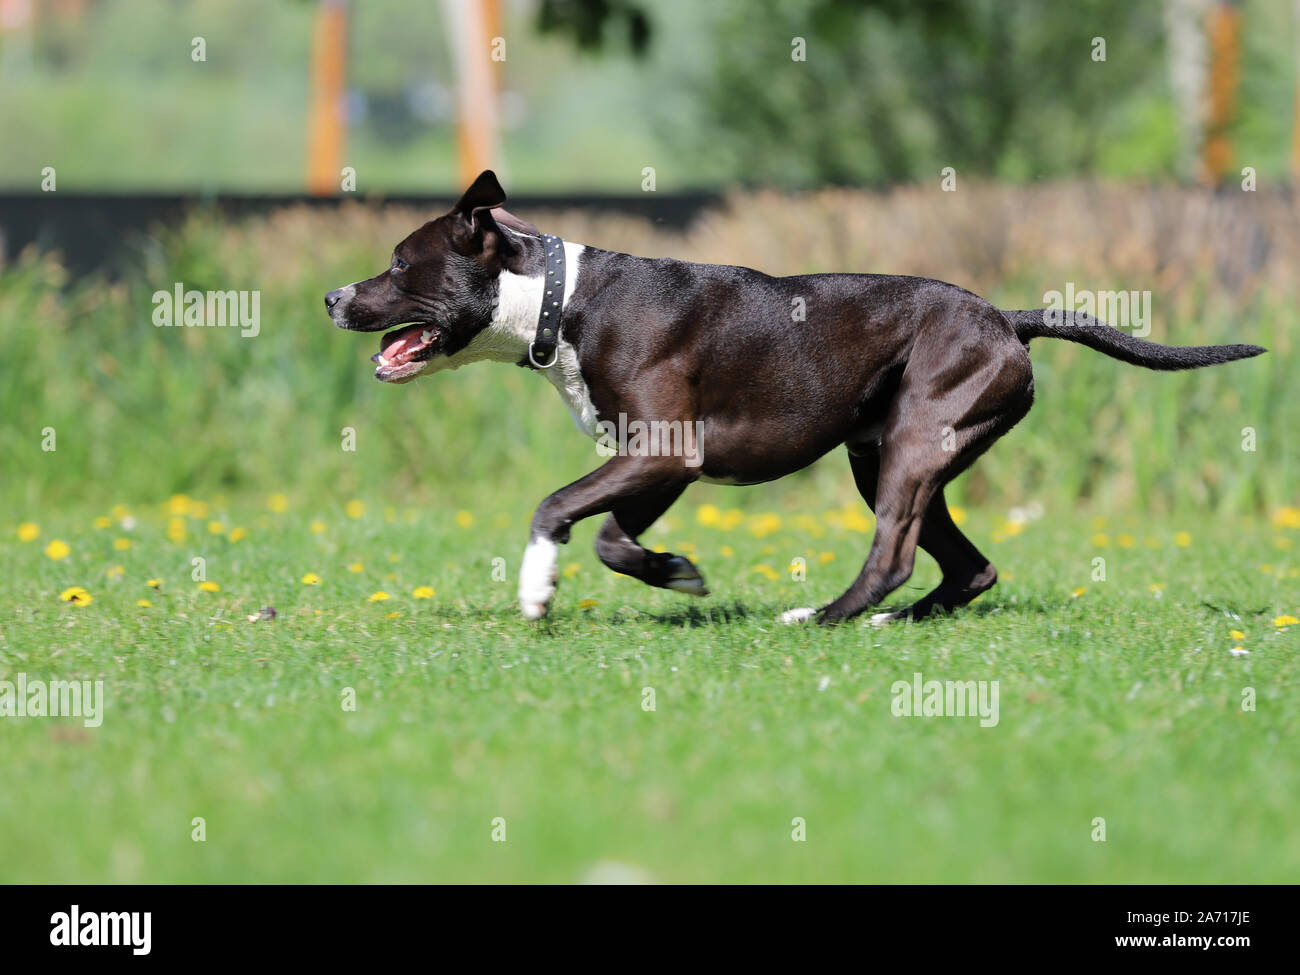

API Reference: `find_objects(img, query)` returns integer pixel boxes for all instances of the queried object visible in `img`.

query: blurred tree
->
[536,0,651,56]
[537,0,1172,185]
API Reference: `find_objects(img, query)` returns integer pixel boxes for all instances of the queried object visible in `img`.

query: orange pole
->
[1202,1,1240,185]
[445,0,502,187]
[306,0,347,195]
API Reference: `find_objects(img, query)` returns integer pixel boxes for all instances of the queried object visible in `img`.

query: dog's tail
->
[1003,309,1266,371]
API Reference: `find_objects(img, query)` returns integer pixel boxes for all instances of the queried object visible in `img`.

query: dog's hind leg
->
[849,447,997,622]
[815,324,1033,625]
[594,485,708,596]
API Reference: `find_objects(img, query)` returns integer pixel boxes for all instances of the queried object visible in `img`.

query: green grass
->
[3,497,1297,883]
[1,190,1295,882]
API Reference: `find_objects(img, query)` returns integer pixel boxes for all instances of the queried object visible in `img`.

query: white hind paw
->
[779,607,817,625]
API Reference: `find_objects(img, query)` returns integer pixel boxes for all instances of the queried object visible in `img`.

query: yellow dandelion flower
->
[696,504,721,526]
[113,537,132,551]
[747,512,782,538]
[385,611,403,619]
[1148,582,1164,594]
[1274,615,1299,628]
[563,562,581,579]
[207,521,225,535]
[166,517,186,542]
[1118,533,1135,548]
[146,578,162,589]
[301,572,321,585]
[106,565,125,581]
[1260,564,1275,575]
[198,581,220,592]
[454,510,475,529]
[1270,506,1300,529]
[228,526,247,542]
[818,551,836,564]
[1091,533,1110,547]
[1174,531,1192,547]
[45,539,70,560]
[1071,586,1087,598]
[347,562,364,573]
[59,587,93,606]
[136,599,152,608]
[577,598,599,609]
[1004,520,1025,537]
[345,499,365,519]
[164,494,191,516]
[719,508,745,531]
[1230,629,1246,641]
[720,545,734,557]
[310,519,327,535]
[267,493,289,513]
[92,515,111,530]
[842,510,873,533]
[17,522,39,542]
[367,591,391,602]
[948,505,967,526]
[752,564,780,581]
[412,585,435,599]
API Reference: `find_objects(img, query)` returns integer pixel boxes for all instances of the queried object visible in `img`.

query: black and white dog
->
[325,171,1264,625]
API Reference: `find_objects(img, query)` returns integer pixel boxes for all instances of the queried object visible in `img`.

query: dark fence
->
[0,192,722,273]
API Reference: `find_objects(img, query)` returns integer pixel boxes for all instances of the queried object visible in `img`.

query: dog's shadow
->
[641,593,1022,628]
[434,593,1027,630]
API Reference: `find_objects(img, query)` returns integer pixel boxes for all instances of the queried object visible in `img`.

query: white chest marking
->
[419,239,599,437]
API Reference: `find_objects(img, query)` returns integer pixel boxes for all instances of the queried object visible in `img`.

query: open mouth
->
[371,323,441,382]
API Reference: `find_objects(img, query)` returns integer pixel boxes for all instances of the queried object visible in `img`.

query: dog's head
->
[325,170,539,384]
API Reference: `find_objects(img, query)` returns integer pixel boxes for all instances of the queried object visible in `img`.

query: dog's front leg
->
[519,456,691,620]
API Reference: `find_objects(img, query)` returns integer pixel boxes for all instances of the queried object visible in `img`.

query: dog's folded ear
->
[489,207,541,236]
[454,170,507,226]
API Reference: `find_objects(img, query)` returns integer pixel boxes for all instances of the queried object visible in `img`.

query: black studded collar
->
[526,233,566,369]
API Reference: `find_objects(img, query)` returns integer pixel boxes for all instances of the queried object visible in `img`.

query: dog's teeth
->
[420,329,435,344]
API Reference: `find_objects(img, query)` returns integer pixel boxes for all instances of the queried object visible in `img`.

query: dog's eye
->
[391,258,408,273]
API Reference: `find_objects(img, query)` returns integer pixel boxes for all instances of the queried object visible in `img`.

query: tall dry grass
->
[1,182,1293,516]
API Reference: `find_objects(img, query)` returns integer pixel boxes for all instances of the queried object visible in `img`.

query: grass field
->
[4,494,1299,883]
[2,186,1296,882]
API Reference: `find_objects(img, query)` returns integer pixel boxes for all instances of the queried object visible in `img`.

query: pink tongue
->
[382,325,430,361]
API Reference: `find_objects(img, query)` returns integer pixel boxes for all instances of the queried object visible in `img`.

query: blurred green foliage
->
[0,0,1296,191]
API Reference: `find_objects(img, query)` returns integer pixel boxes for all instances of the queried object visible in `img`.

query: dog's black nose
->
[324,289,344,310]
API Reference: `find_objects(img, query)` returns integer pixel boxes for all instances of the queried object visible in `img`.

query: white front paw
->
[518,537,559,620]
